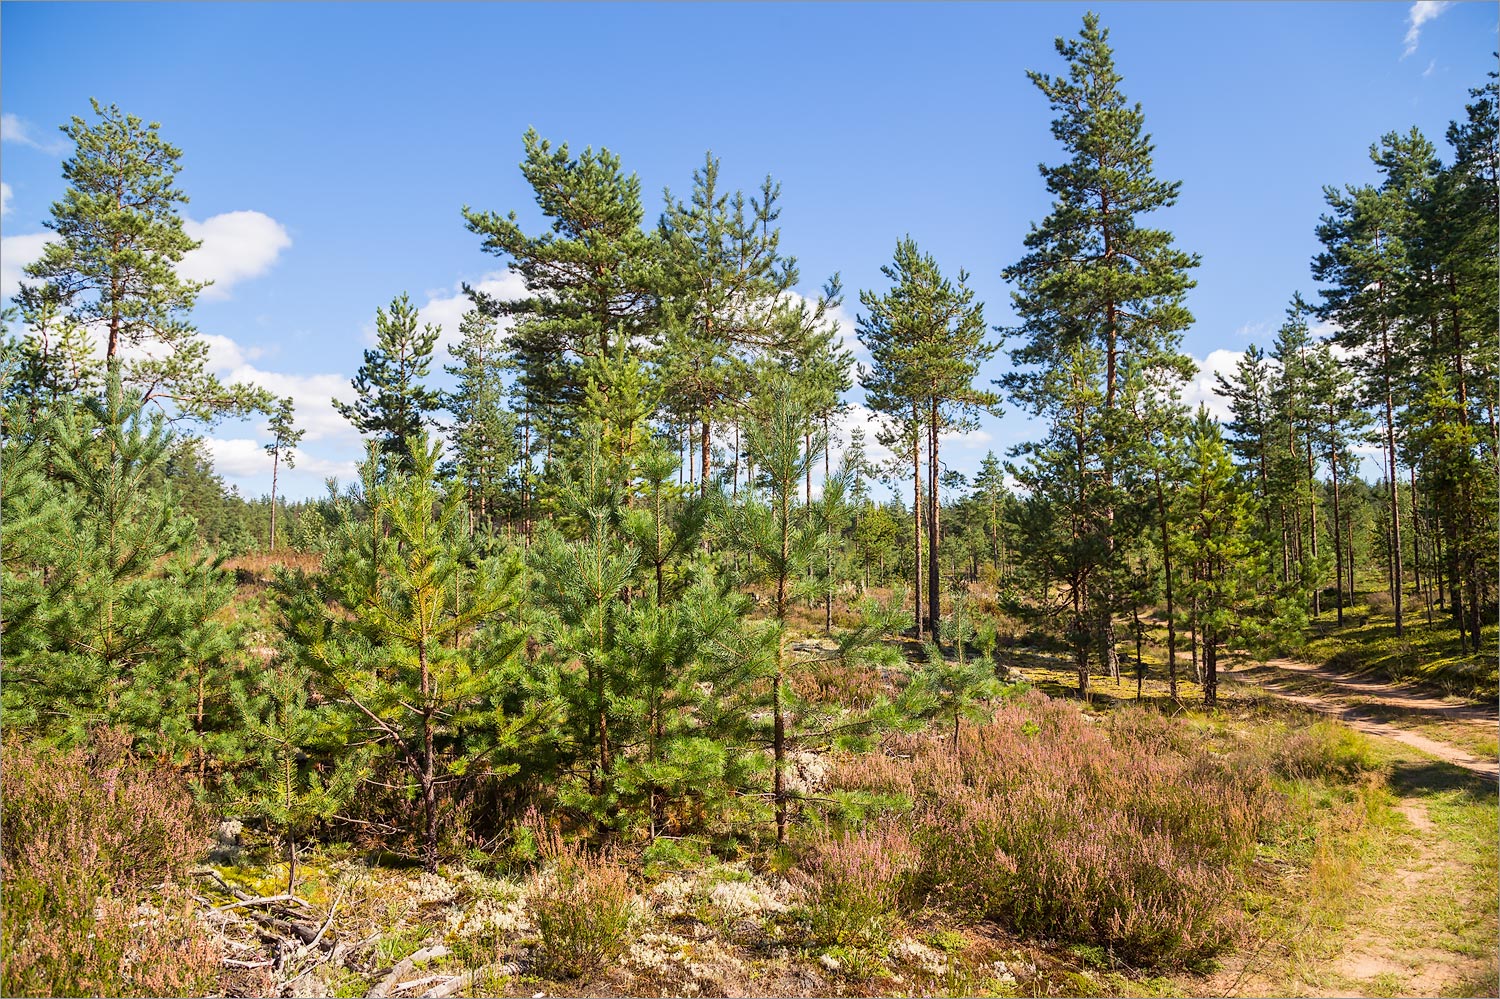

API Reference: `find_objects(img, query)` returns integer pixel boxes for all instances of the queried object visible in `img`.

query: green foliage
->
[283,434,531,870]
[906,599,1009,752]
[443,308,517,532]
[335,294,443,474]
[1,372,250,768]
[858,236,998,639]
[264,395,304,549]
[463,129,664,445]
[22,100,269,424]
[226,660,368,892]
[658,154,801,495]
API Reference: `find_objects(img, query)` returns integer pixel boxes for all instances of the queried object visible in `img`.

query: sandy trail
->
[1223,658,1499,780]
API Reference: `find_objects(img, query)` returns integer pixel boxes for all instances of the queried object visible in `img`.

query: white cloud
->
[1,181,11,217]
[180,211,291,298]
[1403,1,1451,58]
[202,436,357,482]
[0,231,57,299]
[200,437,271,478]
[1181,348,1245,423]
[1,113,68,155]
[829,401,897,473]
[220,363,359,445]
[1423,59,1437,78]
[413,270,527,351]
[941,426,993,448]
[3,209,291,303]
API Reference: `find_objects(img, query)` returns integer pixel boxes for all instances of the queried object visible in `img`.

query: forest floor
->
[1223,656,1498,778]
[1201,656,1499,997]
[1008,648,1498,999]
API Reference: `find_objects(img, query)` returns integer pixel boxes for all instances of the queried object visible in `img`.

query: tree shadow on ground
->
[1387,757,1498,805]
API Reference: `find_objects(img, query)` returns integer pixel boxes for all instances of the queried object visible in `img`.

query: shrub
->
[795,822,917,947]
[833,694,1286,967]
[526,825,639,979]
[1,731,219,997]
[1273,720,1383,781]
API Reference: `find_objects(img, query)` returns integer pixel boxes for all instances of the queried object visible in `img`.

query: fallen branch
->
[369,946,449,999]
[214,893,314,913]
[421,964,516,998]
[294,879,348,960]
[391,974,447,994]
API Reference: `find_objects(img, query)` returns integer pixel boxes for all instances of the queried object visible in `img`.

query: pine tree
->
[528,429,644,826]
[784,276,855,506]
[814,463,856,633]
[264,397,303,550]
[443,309,517,534]
[335,293,443,474]
[1002,13,1198,676]
[1175,410,1256,707]
[1007,345,1111,696]
[1306,340,1370,625]
[972,451,1011,585]
[463,130,664,450]
[729,377,900,841]
[1313,130,1436,637]
[21,100,269,424]
[1,286,103,434]
[907,597,1005,753]
[859,238,997,640]
[227,661,367,893]
[0,370,245,760]
[288,434,530,872]
[659,159,799,496]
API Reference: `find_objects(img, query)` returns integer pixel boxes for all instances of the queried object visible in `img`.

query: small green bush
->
[1274,720,1383,781]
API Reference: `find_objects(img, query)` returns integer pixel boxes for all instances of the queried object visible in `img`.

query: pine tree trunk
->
[1128,600,1140,699]
[1347,512,1357,615]
[773,665,787,843]
[1154,466,1179,701]
[270,451,279,550]
[1306,438,1320,618]
[1381,321,1404,636]
[912,413,924,639]
[420,642,438,874]
[927,400,941,643]
[701,414,712,498]
[1203,626,1218,707]
[1329,445,1345,626]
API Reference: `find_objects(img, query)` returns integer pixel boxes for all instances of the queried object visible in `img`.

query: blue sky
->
[2,2,1495,500]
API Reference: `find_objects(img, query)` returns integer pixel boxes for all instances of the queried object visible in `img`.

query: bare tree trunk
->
[1330,447,1345,626]
[912,413,924,639]
[269,451,280,550]
[420,642,439,874]
[927,400,942,642]
[1154,466,1179,701]
[701,415,712,498]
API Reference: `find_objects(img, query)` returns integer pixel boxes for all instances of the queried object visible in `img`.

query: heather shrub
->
[1,731,219,997]
[1273,719,1382,781]
[794,821,917,947]
[527,825,640,979]
[835,693,1286,967]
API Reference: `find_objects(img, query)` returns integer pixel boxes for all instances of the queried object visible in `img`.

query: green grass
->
[1302,601,1498,700]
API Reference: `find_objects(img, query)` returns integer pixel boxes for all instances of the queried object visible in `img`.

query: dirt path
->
[1223,657,1499,780]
